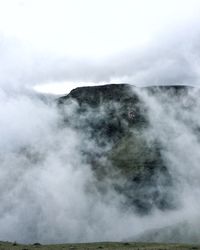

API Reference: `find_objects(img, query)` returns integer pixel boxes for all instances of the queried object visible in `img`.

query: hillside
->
[58,84,193,215]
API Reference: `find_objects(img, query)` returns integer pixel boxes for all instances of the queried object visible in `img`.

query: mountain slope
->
[58,84,193,214]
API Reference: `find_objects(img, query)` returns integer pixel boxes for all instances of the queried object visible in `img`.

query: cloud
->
[0,91,156,243]
[131,86,200,242]
[1,19,200,95]
[1,79,200,244]
[1,1,200,244]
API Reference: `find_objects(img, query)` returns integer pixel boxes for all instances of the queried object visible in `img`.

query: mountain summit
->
[58,84,195,215]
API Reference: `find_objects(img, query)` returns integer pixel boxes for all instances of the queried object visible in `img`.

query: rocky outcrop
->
[58,84,192,214]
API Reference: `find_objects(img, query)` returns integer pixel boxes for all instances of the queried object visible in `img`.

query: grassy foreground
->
[0,242,200,250]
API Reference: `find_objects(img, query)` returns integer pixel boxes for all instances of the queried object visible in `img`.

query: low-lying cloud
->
[1,3,200,244]
[0,86,200,244]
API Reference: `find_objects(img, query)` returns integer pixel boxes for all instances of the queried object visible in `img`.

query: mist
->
[0,85,200,244]
[1,0,200,245]
[0,89,167,243]
[131,87,200,242]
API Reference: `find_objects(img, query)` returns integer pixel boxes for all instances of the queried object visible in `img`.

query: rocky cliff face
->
[58,84,192,214]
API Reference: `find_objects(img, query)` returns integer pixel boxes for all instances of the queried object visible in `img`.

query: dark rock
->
[57,84,192,214]
[13,241,17,246]
[33,242,41,246]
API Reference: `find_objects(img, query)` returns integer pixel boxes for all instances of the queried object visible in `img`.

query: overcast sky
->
[1,0,200,94]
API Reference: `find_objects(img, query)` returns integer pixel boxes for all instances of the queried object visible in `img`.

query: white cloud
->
[0,0,199,58]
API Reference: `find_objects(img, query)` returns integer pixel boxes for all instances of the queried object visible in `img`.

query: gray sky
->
[1,0,200,94]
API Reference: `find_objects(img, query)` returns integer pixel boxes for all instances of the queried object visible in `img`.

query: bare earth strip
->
[0,242,199,250]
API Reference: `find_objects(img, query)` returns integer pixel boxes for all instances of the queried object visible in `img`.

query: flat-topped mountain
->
[58,84,196,215]
[59,84,192,105]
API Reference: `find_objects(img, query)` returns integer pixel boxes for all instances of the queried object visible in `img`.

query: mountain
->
[57,84,193,214]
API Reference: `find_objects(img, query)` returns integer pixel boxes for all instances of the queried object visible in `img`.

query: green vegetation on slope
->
[58,84,180,214]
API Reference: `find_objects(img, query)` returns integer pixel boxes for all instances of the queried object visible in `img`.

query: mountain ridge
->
[57,84,191,214]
